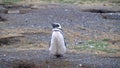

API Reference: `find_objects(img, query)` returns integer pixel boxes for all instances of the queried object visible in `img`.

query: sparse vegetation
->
[2,0,21,4]
[102,38,111,41]
[1,0,120,5]
[69,40,119,53]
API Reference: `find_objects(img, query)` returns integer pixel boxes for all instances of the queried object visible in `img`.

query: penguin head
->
[51,23,62,29]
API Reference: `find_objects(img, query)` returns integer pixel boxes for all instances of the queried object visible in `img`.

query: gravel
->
[0,4,120,68]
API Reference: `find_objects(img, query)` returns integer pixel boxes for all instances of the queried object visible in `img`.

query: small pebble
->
[90,45,94,48]
[79,64,82,67]
[3,54,6,56]
[65,9,68,11]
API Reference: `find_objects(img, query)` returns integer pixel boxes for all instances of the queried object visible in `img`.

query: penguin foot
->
[55,54,63,58]
[49,54,66,59]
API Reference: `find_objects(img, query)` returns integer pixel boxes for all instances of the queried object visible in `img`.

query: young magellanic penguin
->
[49,23,66,58]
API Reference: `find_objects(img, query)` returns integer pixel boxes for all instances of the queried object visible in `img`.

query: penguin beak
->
[51,23,56,28]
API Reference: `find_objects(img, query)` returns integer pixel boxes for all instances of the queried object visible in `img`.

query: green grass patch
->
[102,38,111,42]
[2,0,21,4]
[62,0,75,3]
[70,40,118,53]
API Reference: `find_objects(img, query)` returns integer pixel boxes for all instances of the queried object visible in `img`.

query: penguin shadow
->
[49,54,67,59]
[45,56,75,68]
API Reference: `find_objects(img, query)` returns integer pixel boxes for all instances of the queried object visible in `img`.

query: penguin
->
[49,23,66,58]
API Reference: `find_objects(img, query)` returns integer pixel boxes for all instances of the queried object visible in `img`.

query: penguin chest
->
[49,31,66,55]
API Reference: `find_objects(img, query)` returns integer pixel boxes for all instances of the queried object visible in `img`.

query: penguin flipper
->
[65,42,67,47]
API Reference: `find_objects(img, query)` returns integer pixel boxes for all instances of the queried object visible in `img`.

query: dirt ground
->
[0,3,120,68]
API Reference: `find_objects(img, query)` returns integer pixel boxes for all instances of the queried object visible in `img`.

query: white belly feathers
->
[49,31,66,56]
